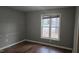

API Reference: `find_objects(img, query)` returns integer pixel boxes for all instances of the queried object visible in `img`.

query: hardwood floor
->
[1,41,72,53]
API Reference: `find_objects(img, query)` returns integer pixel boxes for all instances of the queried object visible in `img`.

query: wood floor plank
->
[1,41,72,53]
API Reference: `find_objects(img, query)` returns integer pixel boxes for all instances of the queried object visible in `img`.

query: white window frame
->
[40,13,61,41]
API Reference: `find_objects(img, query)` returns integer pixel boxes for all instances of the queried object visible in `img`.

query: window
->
[41,14,60,41]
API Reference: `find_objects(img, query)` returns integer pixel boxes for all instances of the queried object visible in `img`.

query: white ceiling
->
[10,6,70,12]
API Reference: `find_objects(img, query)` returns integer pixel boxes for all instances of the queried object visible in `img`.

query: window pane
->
[41,18,50,38]
[51,17,60,39]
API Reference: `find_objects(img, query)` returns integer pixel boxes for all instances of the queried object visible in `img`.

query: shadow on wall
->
[0,7,25,48]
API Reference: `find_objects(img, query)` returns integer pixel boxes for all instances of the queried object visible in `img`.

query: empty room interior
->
[0,6,79,53]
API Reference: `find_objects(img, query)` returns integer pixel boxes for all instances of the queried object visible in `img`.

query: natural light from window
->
[41,14,60,41]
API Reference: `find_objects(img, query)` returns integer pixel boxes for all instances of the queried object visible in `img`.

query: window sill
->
[40,37,60,41]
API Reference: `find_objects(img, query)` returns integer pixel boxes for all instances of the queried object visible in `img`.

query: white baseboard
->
[25,39,72,51]
[0,39,25,52]
[0,39,72,52]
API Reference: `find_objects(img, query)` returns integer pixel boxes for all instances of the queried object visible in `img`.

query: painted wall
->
[73,7,79,52]
[72,7,79,52]
[25,7,75,48]
[77,7,79,52]
[0,7,25,48]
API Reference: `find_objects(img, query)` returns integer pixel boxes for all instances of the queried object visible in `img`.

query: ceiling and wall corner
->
[9,6,71,12]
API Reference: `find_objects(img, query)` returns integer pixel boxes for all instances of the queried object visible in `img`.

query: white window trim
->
[40,13,61,41]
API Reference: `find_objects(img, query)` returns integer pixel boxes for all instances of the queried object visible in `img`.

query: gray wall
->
[25,7,75,48]
[73,7,79,52]
[0,7,25,48]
